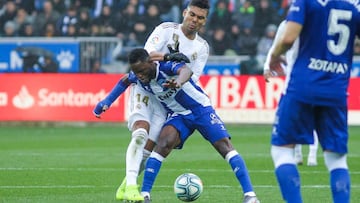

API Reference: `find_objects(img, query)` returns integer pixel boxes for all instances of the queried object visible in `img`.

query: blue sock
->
[330,168,350,203]
[229,155,253,193]
[141,157,162,193]
[275,164,302,203]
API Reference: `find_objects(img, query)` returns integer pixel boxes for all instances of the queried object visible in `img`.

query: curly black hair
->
[188,0,210,10]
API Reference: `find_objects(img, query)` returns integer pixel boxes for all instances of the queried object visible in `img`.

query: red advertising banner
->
[0,74,359,124]
[0,74,127,121]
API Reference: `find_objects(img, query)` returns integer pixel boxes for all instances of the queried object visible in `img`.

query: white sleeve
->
[263,21,287,71]
[144,23,173,54]
[190,42,209,82]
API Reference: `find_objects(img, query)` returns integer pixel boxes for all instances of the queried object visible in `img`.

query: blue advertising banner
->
[0,41,79,73]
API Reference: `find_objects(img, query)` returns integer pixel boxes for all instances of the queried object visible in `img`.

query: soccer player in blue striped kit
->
[125,48,260,203]
[268,0,360,202]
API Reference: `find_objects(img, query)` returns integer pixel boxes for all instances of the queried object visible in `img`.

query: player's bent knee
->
[324,151,348,171]
[271,145,296,168]
[132,128,148,145]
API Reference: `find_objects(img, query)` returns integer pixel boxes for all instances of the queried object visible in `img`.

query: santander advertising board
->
[0,74,359,124]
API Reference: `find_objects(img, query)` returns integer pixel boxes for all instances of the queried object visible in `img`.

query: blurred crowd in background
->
[2,0,360,74]
[0,0,291,55]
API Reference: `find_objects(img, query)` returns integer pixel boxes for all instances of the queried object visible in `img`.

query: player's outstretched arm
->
[93,73,133,118]
[163,66,193,88]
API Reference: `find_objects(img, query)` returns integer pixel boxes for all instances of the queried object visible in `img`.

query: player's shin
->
[324,151,350,203]
[141,152,165,198]
[126,128,148,186]
[271,145,302,203]
[225,150,255,196]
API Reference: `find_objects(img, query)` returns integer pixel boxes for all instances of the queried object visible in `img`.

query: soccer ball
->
[174,173,203,202]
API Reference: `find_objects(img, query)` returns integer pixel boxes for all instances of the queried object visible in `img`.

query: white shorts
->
[127,84,167,142]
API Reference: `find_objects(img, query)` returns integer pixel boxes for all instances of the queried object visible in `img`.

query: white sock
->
[294,144,302,157]
[126,128,148,186]
[309,131,319,157]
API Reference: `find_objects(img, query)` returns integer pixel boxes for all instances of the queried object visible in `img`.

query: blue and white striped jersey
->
[129,61,211,115]
[285,0,360,106]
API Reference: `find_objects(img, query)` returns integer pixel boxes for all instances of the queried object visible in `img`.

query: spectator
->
[89,23,101,36]
[253,0,276,37]
[255,24,277,73]
[207,0,233,34]
[42,22,57,37]
[18,22,36,36]
[33,0,60,36]
[3,20,17,36]
[93,0,113,17]
[77,7,92,36]
[92,4,117,36]
[116,3,140,46]
[72,0,95,12]
[56,5,78,36]
[150,0,180,23]
[354,38,360,56]
[231,0,255,34]
[89,58,106,73]
[51,0,67,14]
[12,8,33,34]
[0,0,18,35]
[209,27,235,55]
[66,23,77,37]
[16,0,35,15]
[234,27,258,55]
[131,3,161,46]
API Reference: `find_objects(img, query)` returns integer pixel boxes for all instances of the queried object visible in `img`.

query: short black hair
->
[128,48,149,64]
[188,0,210,10]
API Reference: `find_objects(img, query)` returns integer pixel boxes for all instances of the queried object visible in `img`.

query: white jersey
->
[144,22,209,82]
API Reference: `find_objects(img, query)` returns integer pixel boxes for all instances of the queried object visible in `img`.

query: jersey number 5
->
[327,9,352,55]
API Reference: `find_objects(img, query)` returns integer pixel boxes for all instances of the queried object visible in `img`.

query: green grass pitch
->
[0,123,359,203]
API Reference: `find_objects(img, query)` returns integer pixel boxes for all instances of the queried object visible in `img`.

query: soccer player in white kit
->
[263,20,319,167]
[93,0,210,201]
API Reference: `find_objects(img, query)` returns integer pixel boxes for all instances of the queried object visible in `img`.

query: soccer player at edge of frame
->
[94,0,211,202]
[268,0,359,202]
[263,20,319,167]
[126,48,260,203]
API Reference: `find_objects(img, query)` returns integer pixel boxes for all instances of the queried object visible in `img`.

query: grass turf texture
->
[0,123,359,203]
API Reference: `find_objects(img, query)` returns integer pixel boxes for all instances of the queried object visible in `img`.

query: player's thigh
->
[165,114,195,149]
[148,99,167,143]
[195,108,231,144]
[315,105,348,154]
[127,85,153,130]
[271,96,314,146]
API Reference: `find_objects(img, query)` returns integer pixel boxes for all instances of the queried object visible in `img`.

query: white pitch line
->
[1,185,360,189]
[0,167,359,174]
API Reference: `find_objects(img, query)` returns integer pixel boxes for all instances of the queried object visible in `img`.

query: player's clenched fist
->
[93,100,109,118]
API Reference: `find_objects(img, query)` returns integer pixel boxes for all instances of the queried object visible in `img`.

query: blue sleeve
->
[105,79,130,104]
[160,61,186,75]
[93,77,131,116]
[286,0,305,25]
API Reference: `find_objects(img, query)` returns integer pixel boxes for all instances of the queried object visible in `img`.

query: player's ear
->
[183,8,187,17]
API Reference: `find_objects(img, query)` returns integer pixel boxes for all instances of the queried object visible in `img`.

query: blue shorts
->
[165,107,230,149]
[271,95,348,154]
